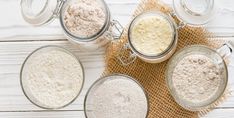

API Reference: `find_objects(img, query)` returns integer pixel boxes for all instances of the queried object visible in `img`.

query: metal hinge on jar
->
[53,0,67,18]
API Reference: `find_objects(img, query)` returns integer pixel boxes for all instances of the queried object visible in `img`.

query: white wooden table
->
[1,0,234,117]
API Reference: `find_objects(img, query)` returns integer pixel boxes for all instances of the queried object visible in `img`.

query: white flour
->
[22,48,83,108]
[64,0,106,38]
[131,14,173,56]
[86,75,148,118]
[172,54,222,103]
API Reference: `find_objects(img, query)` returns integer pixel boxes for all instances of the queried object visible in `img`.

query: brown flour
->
[173,54,222,103]
[63,0,106,38]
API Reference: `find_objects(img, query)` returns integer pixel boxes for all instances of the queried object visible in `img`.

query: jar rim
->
[21,0,58,25]
[59,0,111,43]
[173,0,216,26]
[128,11,178,59]
[20,45,85,109]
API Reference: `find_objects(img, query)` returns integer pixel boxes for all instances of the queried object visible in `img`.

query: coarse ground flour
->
[21,47,83,108]
[85,75,148,118]
[172,54,223,103]
[131,14,173,56]
[64,0,106,38]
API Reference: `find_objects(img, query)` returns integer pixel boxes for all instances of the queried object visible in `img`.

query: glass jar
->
[84,74,149,118]
[118,0,216,65]
[21,0,123,50]
[20,45,85,109]
[166,41,234,111]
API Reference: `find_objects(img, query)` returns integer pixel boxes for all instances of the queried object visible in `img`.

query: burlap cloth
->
[102,0,231,117]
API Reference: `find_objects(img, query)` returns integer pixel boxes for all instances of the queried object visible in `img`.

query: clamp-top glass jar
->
[118,0,216,65]
[166,41,234,111]
[21,0,123,50]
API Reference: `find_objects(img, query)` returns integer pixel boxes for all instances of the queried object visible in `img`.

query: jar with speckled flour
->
[21,0,123,50]
[166,41,234,111]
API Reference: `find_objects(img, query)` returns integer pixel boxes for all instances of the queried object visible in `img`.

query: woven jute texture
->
[102,0,230,117]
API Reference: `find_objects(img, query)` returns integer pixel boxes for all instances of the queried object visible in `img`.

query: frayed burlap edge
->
[102,0,232,117]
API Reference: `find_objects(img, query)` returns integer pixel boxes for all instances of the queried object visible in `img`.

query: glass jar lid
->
[21,0,59,25]
[21,0,110,41]
[173,0,216,26]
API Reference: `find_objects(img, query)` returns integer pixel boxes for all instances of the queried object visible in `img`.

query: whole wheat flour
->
[172,54,223,103]
[64,0,106,38]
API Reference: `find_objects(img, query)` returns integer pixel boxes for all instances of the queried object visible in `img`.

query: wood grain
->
[0,0,234,117]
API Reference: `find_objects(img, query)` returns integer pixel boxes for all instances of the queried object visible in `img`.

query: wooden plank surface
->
[0,0,234,117]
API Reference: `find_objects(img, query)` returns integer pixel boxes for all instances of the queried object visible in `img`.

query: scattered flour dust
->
[64,0,106,38]
[22,47,83,108]
[172,54,223,103]
[86,75,148,118]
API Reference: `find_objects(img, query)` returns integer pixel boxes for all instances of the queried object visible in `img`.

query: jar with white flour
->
[118,0,216,65]
[21,0,123,50]
[20,46,84,109]
[84,74,149,118]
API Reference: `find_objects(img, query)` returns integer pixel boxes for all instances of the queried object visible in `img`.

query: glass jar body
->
[118,11,178,65]
[166,45,231,111]
[21,0,123,50]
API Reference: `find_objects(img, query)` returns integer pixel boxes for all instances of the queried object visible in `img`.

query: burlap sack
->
[102,0,230,117]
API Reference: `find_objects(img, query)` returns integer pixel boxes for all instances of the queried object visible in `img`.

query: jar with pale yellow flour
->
[118,0,216,65]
